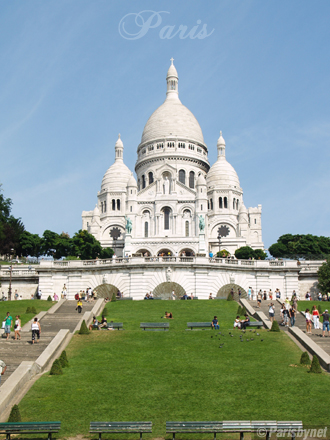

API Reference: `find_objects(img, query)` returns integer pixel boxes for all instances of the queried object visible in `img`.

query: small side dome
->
[217,131,225,147]
[127,173,137,187]
[115,134,123,149]
[239,203,248,214]
[167,58,178,79]
[196,173,206,186]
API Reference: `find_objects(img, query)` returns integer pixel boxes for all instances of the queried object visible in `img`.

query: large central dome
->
[140,60,204,146]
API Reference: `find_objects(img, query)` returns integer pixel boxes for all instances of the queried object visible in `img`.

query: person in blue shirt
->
[211,316,219,330]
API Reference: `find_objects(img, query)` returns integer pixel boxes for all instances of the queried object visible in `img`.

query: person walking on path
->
[257,291,262,308]
[0,360,7,385]
[289,306,296,327]
[321,309,330,337]
[76,299,83,314]
[305,309,312,334]
[268,303,275,323]
[14,315,21,340]
[4,312,13,340]
[31,317,41,344]
[312,305,320,330]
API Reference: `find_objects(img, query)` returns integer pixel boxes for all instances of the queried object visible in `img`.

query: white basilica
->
[82,60,263,257]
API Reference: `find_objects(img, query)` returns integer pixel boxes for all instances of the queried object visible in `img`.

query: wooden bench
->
[99,322,123,330]
[140,322,169,331]
[166,421,223,440]
[187,322,212,330]
[90,421,152,440]
[246,321,263,329]
[0,422,61,440]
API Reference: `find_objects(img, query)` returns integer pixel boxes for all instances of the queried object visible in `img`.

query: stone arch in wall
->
[217,283,247,300]
[94,283,120,299]
[153,282,186,300]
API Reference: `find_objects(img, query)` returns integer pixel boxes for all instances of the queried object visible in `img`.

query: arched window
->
[138,179,140,191]
[224,197,228,209]
[233,198,236,209]
[219,197,223,208]
[148,172,153,184]
[185,221,189,237]
[208,200,210,210]
[101,202,103,213]
[236,200,239,210]
[163,207,170,230]
[112,199,115,211]
[104,201,106,212]
[117,199,120,210]
[142,175,146,189]
[144,222,148,238]
[210,198,213,210]
[189,171,195,189]
[130,206,132,212]
[255,218,257,225]
[179,169,185,185]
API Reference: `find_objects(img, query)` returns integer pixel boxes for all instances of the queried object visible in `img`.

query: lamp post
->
[8,265,13,301]
[217,229,222,257]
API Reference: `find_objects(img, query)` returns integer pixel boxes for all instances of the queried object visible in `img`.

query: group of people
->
[74,287,96,302]
[2,312,41,343]
[233,314,251,329]
[89,315,115,330]
[305,306,330,337]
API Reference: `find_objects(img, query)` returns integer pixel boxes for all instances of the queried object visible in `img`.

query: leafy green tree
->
[317,259,330,294]
[42,230,59,256]
[0,185,25,255]
[17,231,43,258]
[53,232,72,259]
[269,234,330,259]
[235,246,266,260]
[8,404,21,422]
[71,229,103,260]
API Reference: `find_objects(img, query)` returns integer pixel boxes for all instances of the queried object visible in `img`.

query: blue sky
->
[1,0,330,248]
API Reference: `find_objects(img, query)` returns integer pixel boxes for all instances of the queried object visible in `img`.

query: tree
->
[17,231,43,258]
[309,355,322,373]
[234,246,266,260]
[0,184,25,255]
[8,404,21,422]
[269,234,330,259]
[71,229,103,260]
[42,230,59,256]
[317,259,330,294]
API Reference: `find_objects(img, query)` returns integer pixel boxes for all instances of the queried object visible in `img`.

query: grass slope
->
[18,300,330,437]
[0,300,55,326]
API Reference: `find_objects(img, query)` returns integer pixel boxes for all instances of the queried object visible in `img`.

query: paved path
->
[0,301,95,385]
[249,299,330,356]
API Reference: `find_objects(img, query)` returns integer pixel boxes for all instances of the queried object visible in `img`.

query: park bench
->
[187,322,212,330]
[222,421,251,439]
[246,321,263,329]
[251,421,303,440]
[117,297,133,300]
[0,421,61,440]
[140,322,169,331]
[166,421,223,440]
[90,421,152,440]
[98,322,123,330]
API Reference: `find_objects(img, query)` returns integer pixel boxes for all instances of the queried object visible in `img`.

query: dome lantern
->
[166,58,179,100]
[217,131,226,158]
[115,134,124,161]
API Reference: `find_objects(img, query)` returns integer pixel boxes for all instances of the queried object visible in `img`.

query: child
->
[234,316,241,329]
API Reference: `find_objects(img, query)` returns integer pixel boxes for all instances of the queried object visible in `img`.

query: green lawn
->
[297,300,329,313]
[18,300,330,438]
[0,300,55,326]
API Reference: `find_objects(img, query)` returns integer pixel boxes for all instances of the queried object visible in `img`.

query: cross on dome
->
[170,57,174,65]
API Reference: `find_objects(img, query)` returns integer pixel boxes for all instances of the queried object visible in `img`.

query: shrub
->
[31,307,37,315]
[8,404,21,422]
[26,307,31,313]
[102,307,108,316]
[300,351,311,365]
[111,293,116,302]
[310,355,322,373]
[59,351,69,368]
[241,306,247,316]
[270,320,280,332]
[47,295,52,301]
[79,320,89,335]
[237,306,243,315]
[50,359,63,375]
[227,293,234,301]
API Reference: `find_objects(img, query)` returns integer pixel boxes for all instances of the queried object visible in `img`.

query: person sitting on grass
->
[89,317,99,330]
[162,312,173,319]
[98,315,108,329]
[211,316,219,330]
[240,314,250,330]
[234,316,241,329]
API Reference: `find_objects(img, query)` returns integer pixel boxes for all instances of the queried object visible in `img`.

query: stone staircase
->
[249,299,330,357]
[0,300,96,386]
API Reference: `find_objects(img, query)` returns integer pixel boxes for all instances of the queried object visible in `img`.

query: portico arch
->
[158,248,173,256]
[217,284,247,300]
[94,283,120,299]
[153,282,185,300]
[179,248,195,256]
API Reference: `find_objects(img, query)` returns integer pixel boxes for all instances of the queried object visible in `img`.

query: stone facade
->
[82,60,263,257]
